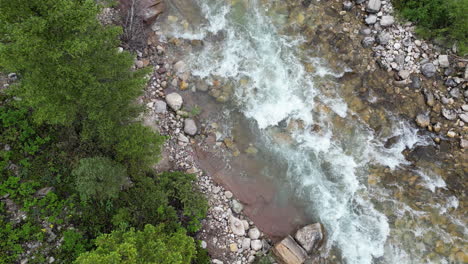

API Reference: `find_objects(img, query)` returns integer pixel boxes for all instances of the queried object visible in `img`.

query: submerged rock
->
[416,114,430,128]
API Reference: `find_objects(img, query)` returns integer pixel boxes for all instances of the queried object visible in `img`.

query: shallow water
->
[158,0,467,263]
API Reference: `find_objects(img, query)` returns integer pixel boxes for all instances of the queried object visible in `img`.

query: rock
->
[178,133,189,143]
[294,223,324,253]
[242,238,251,249]
[447,131,456,138]
[201,240,207,249]
[355,0,366,3]
[445,78,457,87]
[229,243,238,252]
[380,16,395,27]
[251,240,263,251]
[154,100,167,113]
[442,108,457,120]
[421,63,436,78]
[166,93,183,111]
[361,27,372,35]
[8,73,17,80]
[462,105,468,111]
[460,113,468,123]
[135,60,144,68]
[365,15,377,25]
[398,70,411,80]
[424,90,435,107]
[184,118,197,136]
[212,259,223,264]
[449,88,461,99]
[460,139,468,148]
[248,228,261,240]
[212,186,221,194]
[465,65,468,80]
[366,0,381,13]
[229,215,246,236]
[416,114,430,128]
[438,55,450,68]
[362,36,375,48]
[409,75,421,89]
[343,1,353,11]
[225,191,233,199]
[173,61,186,73]
[34,187,54,198]
[272,236,308,264]
[139,0,165,23]
[242,220,249,230]
[376,32,391,45]
[232,200,243,214]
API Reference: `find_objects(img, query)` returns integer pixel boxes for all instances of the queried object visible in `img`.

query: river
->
[157,0,467,263]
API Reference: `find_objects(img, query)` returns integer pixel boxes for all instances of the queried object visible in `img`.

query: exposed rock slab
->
[272,235,308,264]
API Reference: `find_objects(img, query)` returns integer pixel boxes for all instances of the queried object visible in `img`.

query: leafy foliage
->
[393,0,468,54]
[74,224,197,264]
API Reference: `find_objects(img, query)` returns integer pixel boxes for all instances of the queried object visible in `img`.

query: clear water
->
[159,0,467,263]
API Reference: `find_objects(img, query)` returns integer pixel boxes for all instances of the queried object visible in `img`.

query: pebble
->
[447,131,457,138]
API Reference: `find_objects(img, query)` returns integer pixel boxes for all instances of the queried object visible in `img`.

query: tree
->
[72,157,127,202]
[74,224,197,264]
[0,0,164,166]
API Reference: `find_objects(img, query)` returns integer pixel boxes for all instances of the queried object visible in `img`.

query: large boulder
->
[272,236,308,264]
[294,223,324,254]
[139,0,165,23]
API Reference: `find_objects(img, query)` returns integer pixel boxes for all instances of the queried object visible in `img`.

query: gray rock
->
[232,200,243,214]
[398,70,411,80]
[365,15,377,25]
[415,114,430,128]
[178,133,189,143]
[461,139,468,149]
[409,75,421,89]
[343,1,353,11]
[154,100,167,113]
[361,27,372,35]
[248,228,261,240]
[380,16,395,27]
[376,32,391,45]
[449,88,461,99]
[462,104,468,111]
[362,36,375,48]
[294,223,324,253]
[184,118,197,136]
[445,78,457,87]
[225,191,233,199]
[173,61,186,73]
[366,0,381,13]
[438,55,450,68]
[229,215,246,236]
[251,240,263,251]
[442,108,457,120]
[201,240,207,249]
[424,90,435,107]
[165,93,183,111]
[460,113,468,123]
[355,0,365,3]
[421,63,436,78]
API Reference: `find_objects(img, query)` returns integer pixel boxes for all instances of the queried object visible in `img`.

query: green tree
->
[0,0,164,165]
[72,157,127,202]
[74,224,197,264]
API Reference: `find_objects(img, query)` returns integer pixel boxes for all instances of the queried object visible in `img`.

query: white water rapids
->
[159,0,466,263]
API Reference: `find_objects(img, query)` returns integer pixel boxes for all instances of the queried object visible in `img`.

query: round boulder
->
[166,93,183,111]
[184,118,197,136]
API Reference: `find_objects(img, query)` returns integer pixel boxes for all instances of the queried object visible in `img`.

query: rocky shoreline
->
[345,0,467,148]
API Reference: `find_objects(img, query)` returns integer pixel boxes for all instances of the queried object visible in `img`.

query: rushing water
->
[159,0,467,263]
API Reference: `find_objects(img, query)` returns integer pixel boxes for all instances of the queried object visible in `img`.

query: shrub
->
[72,157,127,202]
[74,224,197,264]
[393,0,468,55]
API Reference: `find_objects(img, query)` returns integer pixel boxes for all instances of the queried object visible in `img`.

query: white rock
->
[173,61,186,73]
[398,70,410,80]
[184,118,197,136]
[225,191,233,199]
[248,228,261,240]
[154,100,167,113]
[366,0,381,13]
[166,93,183,111]
[242,238,252,249]
[201,240,207,249]
[365,15,377,25]
[230,215,246,236]
[232,200,243,214]
[380,16,395,27]
[242,220,249,230]
[251,240,263,251]
[438,55,450,68]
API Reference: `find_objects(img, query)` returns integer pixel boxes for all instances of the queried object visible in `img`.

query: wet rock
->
[154,100,167,113]
[366,0,381,13]
[416,114,430,128]
[384,135,401,148]
[248,228,261,240]
[442,108,457,120]
[365,15,377,25]
[251,240,263,251]
[294,223,324,253]
[421,63,436,78]
[380,16,394,27]
[140,0,165,23]
[409,75,421,89]
[173,61,186,73]
[230,215,246,236]
[165,93,183,111]
[362,36,375,48]
[438,55,450,68]
[272,236,307,264]
[184,118,197,136]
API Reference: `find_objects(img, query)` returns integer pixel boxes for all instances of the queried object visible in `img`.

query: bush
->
[74,224,197,264]
[72,157,127,202]
[393,0,468,55]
